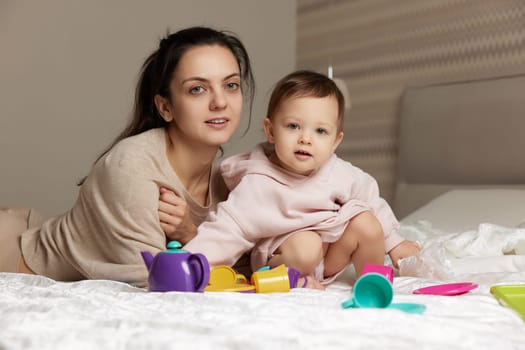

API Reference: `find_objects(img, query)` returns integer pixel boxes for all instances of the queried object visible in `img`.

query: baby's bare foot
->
[299,276,325,290]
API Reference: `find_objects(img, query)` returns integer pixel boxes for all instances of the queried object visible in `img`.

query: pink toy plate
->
[413,282,478,296]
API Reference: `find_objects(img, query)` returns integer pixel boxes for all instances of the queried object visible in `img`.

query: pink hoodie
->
[183,143,404,278]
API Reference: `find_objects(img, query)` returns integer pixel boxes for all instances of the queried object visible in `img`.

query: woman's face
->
[165,44,243,149]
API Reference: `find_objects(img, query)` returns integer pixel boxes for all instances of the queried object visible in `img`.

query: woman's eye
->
[316,128,328,135]
[287,123,299,130]
[190,86,205,94]
[226,82,240,91]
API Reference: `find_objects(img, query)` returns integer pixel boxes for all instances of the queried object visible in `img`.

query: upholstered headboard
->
[394,74,525,219]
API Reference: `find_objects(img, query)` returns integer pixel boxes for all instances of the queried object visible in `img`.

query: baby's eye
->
[190,86,205,94]
[226,82,240,91]
[316,128,328,135]
[287,123,299,130]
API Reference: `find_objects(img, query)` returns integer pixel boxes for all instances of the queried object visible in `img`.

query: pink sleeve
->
[182,182,256,267]
[183,212,253,267]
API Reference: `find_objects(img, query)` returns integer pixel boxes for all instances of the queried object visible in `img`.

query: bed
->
[2,75,525,349]
[394,74,525,288]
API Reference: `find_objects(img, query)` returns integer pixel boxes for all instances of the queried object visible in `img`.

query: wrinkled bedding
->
[2,223,525,350]
[399,222,525,288]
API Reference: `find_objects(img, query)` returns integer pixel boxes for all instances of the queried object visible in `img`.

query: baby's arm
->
[183,180,259,267]
[183,208,254,267]
[388,240,421,268]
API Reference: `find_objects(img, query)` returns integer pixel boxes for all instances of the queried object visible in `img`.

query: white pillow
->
[400,189,525,232]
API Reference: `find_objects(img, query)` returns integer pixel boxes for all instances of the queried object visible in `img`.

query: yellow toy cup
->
[251,264,291,293]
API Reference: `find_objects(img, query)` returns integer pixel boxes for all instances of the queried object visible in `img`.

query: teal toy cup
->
[342,273,393,308]
[341,273,427,314]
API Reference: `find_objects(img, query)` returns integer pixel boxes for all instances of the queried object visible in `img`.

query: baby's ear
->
[333,131,344,151]
[263,118,275,143]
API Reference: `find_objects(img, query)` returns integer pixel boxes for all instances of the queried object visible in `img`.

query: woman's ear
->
[154,94,174,122]
[263,118,275,143]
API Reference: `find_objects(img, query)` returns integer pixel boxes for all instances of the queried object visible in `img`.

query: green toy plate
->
[490,284,525,321]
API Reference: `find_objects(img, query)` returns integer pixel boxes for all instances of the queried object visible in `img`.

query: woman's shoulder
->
[112,128,164,154]
[86,128,167,182]
[104,128,165,167]
[83,129,167,192]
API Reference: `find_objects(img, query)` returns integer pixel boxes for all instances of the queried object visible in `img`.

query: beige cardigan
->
[20,128,227,285]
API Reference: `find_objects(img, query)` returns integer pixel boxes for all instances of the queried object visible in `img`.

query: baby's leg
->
[267,230,323,276]
[323,211,385,279]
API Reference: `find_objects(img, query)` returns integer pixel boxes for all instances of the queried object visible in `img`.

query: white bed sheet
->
[1,273,525,350]
[2,222,525,350]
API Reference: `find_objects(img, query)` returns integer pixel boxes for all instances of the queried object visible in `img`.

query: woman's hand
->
[388,240,421,268]
[158,187,197,244]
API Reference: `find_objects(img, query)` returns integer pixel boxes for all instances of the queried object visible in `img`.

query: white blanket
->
[399,222,525,288]
[2,223,525,350]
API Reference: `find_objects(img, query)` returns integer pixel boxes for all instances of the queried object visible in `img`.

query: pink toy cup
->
[361,263,394,284]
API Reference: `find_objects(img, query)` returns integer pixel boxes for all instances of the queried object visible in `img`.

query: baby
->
[184,70,420,287]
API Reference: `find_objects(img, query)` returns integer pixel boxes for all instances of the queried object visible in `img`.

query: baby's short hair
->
[266,70,345,131]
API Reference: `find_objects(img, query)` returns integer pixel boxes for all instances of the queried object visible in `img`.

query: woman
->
[0,26,255,286]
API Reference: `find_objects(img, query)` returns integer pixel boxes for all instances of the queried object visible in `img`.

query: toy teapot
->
[141,241,210,292]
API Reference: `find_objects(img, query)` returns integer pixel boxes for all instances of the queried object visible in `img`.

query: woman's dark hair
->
[79,26,255,185]
[266,70,345,131]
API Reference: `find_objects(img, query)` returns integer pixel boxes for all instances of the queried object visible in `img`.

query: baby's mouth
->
[295,150,312,157]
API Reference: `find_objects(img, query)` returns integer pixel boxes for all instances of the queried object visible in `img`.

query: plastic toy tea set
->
[141,241,525,319]
[141,241,302,294]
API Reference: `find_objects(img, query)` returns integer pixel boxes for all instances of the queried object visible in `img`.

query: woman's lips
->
[205,118,229,129]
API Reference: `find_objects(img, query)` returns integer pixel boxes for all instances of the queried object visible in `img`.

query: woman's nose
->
[210,90,227,110]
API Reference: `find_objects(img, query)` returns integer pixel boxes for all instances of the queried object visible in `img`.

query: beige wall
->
[297,0,525,208]
[1,0,296,215]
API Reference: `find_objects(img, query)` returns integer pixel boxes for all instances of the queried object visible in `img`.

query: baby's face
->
[264,95,343,176]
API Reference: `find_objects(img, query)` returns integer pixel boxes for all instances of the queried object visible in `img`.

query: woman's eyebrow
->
[223,73,241,81]
[182,72,240,84]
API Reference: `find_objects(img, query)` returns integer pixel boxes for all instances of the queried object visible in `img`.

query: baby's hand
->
[388,240,421,268]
